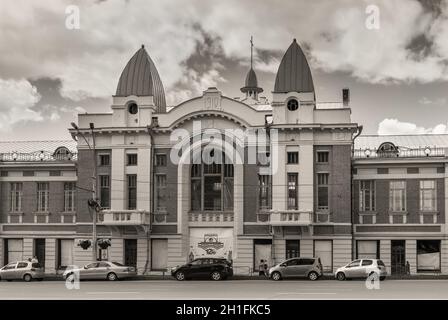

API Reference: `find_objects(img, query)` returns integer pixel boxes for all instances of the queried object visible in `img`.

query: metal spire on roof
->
[250,36,253,69]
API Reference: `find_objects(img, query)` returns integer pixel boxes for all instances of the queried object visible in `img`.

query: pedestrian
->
[263,260,269,277]
[406,261,410,275]
[258,259,265,276]
[31,256,38,263]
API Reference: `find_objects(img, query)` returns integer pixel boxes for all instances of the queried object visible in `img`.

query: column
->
[23,238,33,259]
[273,239,285,265]
[380,240,391,275]
[45,239,56,273]
[300,239,313,257]
[109,238,124,264]
[234,238,253,275]
[137,238,149,275]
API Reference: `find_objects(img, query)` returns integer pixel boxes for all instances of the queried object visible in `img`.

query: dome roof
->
[241,68,263,94]
[116,45,166,112]
[274,39,314,93]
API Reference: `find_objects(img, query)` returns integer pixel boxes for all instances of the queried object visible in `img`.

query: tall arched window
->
[191,161,234,212]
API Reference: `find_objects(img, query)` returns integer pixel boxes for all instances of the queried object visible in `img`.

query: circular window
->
[128,103,138,114]
[287,99,299,111]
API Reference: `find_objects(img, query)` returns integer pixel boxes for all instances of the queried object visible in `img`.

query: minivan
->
[268,257,323,281]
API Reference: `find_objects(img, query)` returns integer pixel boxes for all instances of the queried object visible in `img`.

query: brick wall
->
[329,145,352,224]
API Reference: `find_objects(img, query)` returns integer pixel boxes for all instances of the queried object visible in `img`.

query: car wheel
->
[107,272,118,281]
[175,271,186,281]
[308,271,319,281]
[23,274,32,282]
[336,272,346,281]
[211,271,222,281]
[380,276,386,281]
[271,271,282,281]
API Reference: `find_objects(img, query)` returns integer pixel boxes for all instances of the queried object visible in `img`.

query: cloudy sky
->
[0,0,447,141]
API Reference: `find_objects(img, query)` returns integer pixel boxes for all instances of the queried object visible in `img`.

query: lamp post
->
[71,122,99,262]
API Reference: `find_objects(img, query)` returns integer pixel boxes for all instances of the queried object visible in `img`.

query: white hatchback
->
[335,259,387,281]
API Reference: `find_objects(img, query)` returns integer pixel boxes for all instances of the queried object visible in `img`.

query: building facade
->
[0,40,447,276]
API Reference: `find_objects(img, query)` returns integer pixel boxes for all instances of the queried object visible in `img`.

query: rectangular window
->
[359,180,375,212]
[99,154,110,166]
[191,179,202,211]
[127,175,137,210]
[58,239,73,268]
[258,175,272,210]
[420,180,436,212]
[417,240,441,272]
[314,240,332,272]
[204,176,221,211]
[223,164,234,211]
[287,173,298,210]
[156,154,167,167]
[389,180,406,212]
[127,154,138,166]
[287,152,299,164]
[64,182,76,212]
[356,240,379,259]
[37,182,49,212]
[317,151,329,163]
[317,173,329,210]
[285,240,300,259]
[155,175,167,211]
[9,182,23,212]
[99,175,110,209]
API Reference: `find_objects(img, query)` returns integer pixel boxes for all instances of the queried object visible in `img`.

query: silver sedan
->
[63,261,137,281]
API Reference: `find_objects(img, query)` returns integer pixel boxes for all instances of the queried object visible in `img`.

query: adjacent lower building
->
[0,40,447,276]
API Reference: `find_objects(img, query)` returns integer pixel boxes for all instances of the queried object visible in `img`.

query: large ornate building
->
[0,39,447,276]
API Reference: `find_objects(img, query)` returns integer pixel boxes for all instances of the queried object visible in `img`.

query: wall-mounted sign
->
[189,228,233,261]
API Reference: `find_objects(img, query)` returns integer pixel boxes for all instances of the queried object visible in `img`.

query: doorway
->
[34,239,46,267]
[254,239,272,271]
[391,240,406,275]
[124,239,137,267]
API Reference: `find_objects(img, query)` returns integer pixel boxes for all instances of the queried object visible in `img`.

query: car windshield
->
[111,262,124,266]
[377,260,385,266]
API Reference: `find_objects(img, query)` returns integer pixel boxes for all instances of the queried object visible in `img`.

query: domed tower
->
[114,45,166,127]
[272,39,315,124]
[240,37,263,101]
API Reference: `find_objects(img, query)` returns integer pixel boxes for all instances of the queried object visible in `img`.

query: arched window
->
[53,146,72,160]
[377,142,399,157]
[191,152,234,212]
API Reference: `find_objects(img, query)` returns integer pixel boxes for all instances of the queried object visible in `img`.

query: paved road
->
[0,279,447,299]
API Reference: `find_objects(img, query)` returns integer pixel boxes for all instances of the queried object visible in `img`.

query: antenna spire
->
[250,36,253,69]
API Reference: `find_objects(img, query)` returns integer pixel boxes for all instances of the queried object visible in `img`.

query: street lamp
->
[71,122,99,262]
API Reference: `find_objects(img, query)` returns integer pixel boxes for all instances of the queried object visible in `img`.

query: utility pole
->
[90,122,98,262]
[71,122,99,262]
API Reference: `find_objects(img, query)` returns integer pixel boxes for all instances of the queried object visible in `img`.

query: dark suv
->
[171,258,233,281]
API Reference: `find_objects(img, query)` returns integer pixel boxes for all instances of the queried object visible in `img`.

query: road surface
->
[0,279,447,299]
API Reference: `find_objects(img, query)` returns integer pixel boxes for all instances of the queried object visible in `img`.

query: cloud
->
[378,118,448,135]
[1,0,448,107]
[0,79,43,131]
[418,96,447,105]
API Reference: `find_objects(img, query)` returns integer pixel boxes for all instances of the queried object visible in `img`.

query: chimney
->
[342,88,350,106]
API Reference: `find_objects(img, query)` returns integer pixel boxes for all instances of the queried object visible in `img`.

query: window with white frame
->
[258,175,272,210]
[420,180,436,212]
[9,182,23,212]
[317,173,329,210]
[287,173,298,210]
[359,180,375,212]
[99,175,110,209]
[155,174,167,212]
[37,182,49,212]
[389,180,406,212]
[64,182,76,212]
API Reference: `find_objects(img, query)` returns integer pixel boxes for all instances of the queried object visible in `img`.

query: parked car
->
[335,259,387,281]
[63,261,136,281]
[171,258,233,281]
[0,261,44,282]
[268,257,323,281]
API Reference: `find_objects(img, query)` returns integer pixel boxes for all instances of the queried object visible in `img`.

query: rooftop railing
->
[0,151,78,162]
[353,147,446,159]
